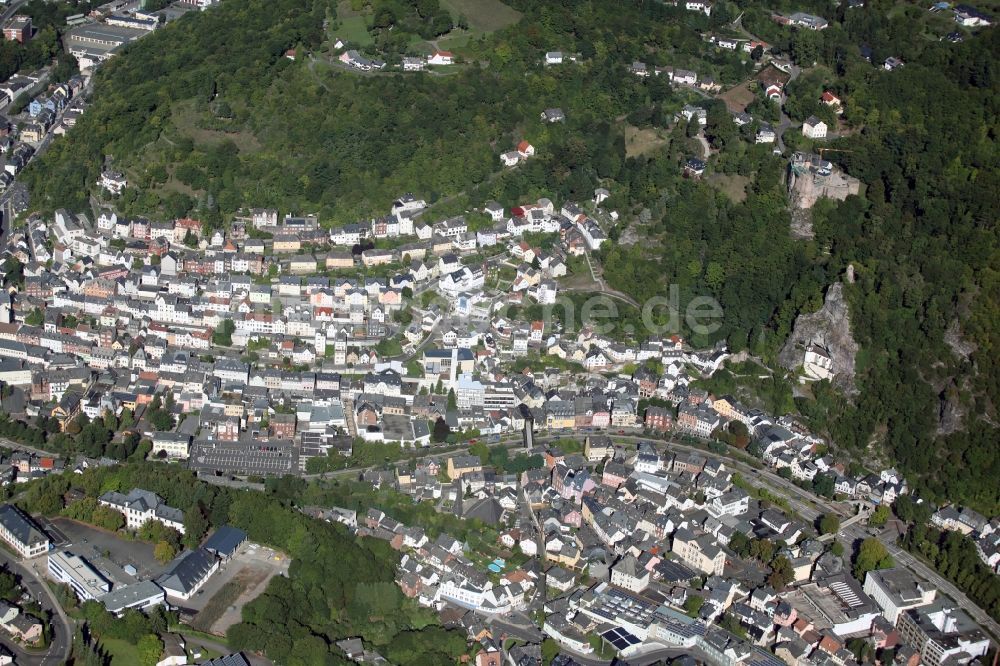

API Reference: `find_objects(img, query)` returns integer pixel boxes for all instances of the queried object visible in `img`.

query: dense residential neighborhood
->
[344,433,994,666]
[0,170,996,664]
[0,0,991,664]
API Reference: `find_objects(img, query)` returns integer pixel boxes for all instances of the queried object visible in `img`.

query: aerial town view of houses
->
[0,0,989,665]
[0,174,994,664]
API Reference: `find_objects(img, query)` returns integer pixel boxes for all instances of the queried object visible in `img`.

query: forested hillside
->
[20,0,1000,512]
[22,0,332,217]
[808,36,1000,512]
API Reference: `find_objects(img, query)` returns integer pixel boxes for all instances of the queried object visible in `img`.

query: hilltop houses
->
[427,51,454,66]
[99,170,127,195]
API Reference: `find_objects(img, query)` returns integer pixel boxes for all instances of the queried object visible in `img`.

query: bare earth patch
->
[190,566,269,634]
[182,543,290,635]
[209,564,278,635]
[719,82,755,114]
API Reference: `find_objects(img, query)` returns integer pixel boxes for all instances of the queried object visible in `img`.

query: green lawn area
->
[437,31,473,51]
[588,635,618,660]
[439,0,522,33]
[102,638,141,665]
[337,15,373,46]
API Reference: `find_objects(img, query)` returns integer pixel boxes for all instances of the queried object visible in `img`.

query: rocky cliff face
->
[779,282,859,395]
[937,380,966,436]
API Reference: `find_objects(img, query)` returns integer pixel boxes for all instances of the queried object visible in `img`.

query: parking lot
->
[51,518,170,585]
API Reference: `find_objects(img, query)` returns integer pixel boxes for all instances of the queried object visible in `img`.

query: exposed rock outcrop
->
[937,381,966,436]
[779,282,859,395]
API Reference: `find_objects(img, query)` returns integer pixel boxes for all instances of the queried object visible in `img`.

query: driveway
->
[775,64,801,152]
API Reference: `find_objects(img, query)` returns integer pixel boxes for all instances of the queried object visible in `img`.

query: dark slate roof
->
[157,548,216,595]
[462,497,504,525]
[202,525,247,557]
[0,504,47,547]
[198,654,252,666]
[99,488,184,524]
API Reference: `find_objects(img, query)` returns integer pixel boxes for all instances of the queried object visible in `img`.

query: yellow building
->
[446,454,482,480]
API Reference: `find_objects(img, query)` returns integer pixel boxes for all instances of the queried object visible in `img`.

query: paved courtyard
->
[51,518,170,585]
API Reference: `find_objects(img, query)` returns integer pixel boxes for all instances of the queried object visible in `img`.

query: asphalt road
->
[0,437,62,458]
[0,549,72,666]
[5,407,996,645]
[840,520,1000,640]
[0,0,28,27]
[0,55,92,236]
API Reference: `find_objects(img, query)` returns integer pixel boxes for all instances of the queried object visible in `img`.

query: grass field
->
[336,0,364,17]
[624,125,668,158]
[706,173,751,202]
[337,15,373,46]
[332,0,517,53]
[102,638,141,665]
[436,30,474,50]
[169,100,262,153]
[439,0,522,33]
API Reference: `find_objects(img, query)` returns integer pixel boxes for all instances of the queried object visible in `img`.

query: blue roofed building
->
[202,525,248,561]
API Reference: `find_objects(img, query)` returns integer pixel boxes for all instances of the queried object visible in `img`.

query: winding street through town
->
[1,423,997,654]
[0,548,72,666]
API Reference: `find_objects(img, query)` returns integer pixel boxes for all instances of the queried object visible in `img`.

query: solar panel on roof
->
[600,627,640,651]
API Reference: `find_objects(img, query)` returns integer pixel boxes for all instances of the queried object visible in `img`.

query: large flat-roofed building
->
[795,573,881,636]
[105,14,159,31]
[897,601,990,666]
[98,580,165,615]
[47,551,111,601]
[0,504,48,558]
[64,23,145,68]
[3,16,31,43]
[863,568,937,624]
[188,439,297,477]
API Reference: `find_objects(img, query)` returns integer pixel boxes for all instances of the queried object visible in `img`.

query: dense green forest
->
[21,0,728,223]
[19,0,1000,513]
[21,465,461,665]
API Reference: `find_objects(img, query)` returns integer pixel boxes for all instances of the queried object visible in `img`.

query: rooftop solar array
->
[601,626,641,651]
